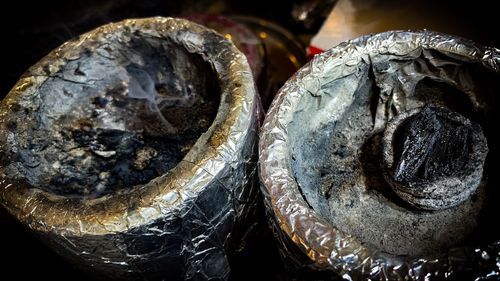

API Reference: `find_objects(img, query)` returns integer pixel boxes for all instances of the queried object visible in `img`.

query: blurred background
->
[1,0,499,280]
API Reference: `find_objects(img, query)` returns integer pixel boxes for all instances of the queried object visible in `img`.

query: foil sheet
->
[259,30,500,280]
[0,17,260,280]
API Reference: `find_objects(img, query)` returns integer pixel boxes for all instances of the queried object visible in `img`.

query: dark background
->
[1,1,499,280]
[2,0,500,98]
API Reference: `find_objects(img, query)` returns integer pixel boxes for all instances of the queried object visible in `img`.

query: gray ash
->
[288,54,493,256]
[1,29,220,197]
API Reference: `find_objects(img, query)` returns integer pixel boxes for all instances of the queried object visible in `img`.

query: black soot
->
[1,31,220,197]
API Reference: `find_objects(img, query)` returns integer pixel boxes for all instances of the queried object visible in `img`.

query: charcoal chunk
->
[393,107,471,184]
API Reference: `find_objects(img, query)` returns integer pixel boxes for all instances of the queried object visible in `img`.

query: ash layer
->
[289,50,493,257]
[1,30,220,197]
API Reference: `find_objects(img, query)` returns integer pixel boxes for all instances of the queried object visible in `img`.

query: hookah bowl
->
[0,17,260,280]
[259,30,499,280]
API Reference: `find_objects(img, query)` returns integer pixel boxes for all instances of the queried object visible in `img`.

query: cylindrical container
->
[0,17,260,280]
[259,31,500,280]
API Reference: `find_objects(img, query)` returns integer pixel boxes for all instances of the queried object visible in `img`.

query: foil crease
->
[259,30,500,280]
[0,17,260,280]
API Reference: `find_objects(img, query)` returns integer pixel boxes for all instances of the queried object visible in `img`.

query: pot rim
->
[259,30,499,272]
[0,17,257,236]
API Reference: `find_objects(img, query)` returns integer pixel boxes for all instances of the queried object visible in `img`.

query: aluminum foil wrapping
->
[259,30,500,280]
[0,17,260,280]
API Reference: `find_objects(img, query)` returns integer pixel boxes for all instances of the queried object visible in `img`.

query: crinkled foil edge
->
[0,17,260,280]
[259,30,500,280]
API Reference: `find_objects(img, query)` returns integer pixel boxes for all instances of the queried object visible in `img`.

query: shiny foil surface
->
[0,17,260,280]
[259,30,500,280]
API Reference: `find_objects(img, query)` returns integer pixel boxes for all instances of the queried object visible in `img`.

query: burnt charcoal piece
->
[393,106,471,184]
[382,106,488,210]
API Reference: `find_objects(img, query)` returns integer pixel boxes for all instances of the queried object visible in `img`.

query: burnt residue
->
[286,44,496,257]
[0,17,260,281]
[382,104,489,211]
[260,30,500,280]
[392,106,473,183]
[359,133,418,210]
[1,29,220,197]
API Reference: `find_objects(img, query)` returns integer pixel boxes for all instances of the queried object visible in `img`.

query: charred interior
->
[1,30,221,197]
[288,48,498,257]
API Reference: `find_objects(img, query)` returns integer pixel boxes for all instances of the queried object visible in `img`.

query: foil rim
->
[0,17,257,236]
[259,30,500,274]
